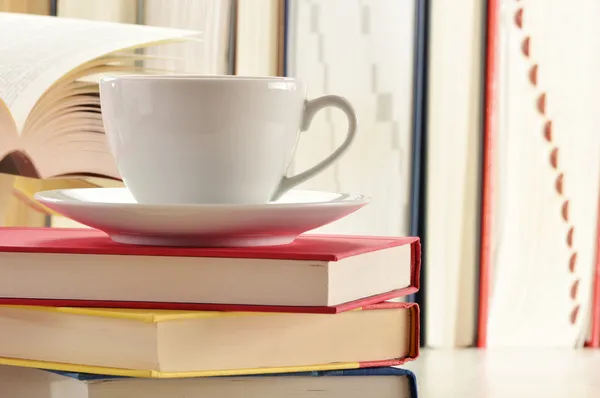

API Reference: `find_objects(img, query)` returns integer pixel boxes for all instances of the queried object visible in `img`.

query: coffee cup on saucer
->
[99,75,358,205]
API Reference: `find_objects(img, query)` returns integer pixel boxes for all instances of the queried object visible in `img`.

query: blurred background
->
[1,0,599,351]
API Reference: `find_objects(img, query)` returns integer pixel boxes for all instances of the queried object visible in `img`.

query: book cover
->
[49,366,417,382]
[0,227,420,262]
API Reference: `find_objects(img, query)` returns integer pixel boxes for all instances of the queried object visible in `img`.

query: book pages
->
[0,12,198,131]
[0,99,18,151]
[487,0,600,347]
[286,0,415,237]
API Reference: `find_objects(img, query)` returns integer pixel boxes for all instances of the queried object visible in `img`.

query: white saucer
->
[35,188,371,247]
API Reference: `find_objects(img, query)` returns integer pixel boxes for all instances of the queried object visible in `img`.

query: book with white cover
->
[480,0,600,348]
[424,0,486,348]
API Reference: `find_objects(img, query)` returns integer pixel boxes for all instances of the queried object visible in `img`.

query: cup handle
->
[271,95,358,201]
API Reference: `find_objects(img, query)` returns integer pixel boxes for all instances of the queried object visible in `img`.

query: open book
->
[0,12,198,179]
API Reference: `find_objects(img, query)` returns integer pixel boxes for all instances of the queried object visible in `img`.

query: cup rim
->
[101,74,300,83]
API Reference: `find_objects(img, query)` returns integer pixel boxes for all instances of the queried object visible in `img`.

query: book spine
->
[587,189,600,347]
[406,0,429,318]
[477,0,500,348]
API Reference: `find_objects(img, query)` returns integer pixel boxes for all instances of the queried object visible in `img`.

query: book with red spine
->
[586,190,600,348]
[0,227,420,314]
[476,0,499,349]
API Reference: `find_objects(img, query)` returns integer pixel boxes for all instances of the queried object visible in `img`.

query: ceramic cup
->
[99,75,358,204]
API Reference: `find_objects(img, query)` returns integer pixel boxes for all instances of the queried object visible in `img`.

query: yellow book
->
[10,175,123,222]
[0,304,419,378]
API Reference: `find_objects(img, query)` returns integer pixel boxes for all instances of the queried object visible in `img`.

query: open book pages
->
[486,0,600,347]
[0,12,198,179]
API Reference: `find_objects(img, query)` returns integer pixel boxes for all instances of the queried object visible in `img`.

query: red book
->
[477,0,499,348]
[586,190,600,348]
[0,227,420,314]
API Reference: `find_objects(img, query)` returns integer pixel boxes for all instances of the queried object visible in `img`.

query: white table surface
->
[403,348,600,397]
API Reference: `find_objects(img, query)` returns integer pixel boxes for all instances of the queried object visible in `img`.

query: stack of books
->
[0,227,421,397]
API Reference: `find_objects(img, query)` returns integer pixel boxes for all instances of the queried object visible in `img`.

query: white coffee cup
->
[99,75,358,204]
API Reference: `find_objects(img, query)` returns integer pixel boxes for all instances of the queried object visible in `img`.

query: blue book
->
[5,366,417,398]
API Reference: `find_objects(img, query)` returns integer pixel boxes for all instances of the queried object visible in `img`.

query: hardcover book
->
[0,302,419,378]
[0,227,421,312]
[0,365,418,398]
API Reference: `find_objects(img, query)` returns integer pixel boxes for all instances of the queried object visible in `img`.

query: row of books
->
[0,227,421,397]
